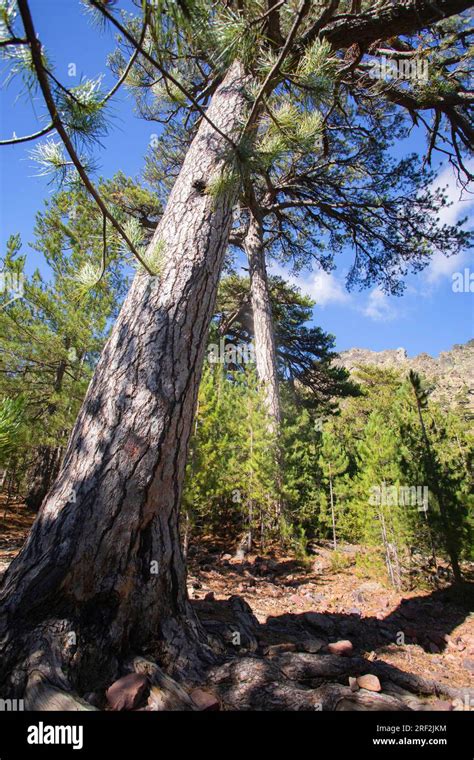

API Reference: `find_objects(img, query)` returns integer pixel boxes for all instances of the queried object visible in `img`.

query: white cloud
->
[362,288,397,322]
[300,270,350,306]
[269,264,350,307]
[425,160,474,285]
[425,249,466,284]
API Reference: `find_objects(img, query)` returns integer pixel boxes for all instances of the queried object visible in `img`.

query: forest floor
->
[186,540,474,706]
[1,500,473,710]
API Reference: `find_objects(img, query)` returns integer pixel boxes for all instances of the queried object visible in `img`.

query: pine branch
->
[259,0,285,45]
[319,0,474,50]
[16,0,155,275]
[100,16,148,106]
[351,70,473,180]
[241,0,312,135]
[0,121,54,146]
[0,37,27,47]
[89,0,239,153]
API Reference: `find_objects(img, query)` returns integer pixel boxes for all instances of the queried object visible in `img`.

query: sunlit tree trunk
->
[245,209,281,430]
[0,61,250,701]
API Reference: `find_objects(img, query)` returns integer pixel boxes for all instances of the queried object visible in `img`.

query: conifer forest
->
[0,0,473,752]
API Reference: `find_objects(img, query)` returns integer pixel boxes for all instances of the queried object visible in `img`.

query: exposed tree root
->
[25,671,97,711]
[204,652,472,711]
[128,657,197,710]
[2,591,471,711]
[272,651,474,703]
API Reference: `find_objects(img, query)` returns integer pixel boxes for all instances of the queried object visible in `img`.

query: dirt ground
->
[187,541,474,697]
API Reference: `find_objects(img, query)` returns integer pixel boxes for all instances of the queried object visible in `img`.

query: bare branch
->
[0,121,54,146]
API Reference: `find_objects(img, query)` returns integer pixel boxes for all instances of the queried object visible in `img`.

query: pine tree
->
[355,411,409,589]
[183,364,277,550]
[406,371,466,582]
[318,424,349,549]
[215,273,357,409]
[0,180,135,508]
[0,0,472,701]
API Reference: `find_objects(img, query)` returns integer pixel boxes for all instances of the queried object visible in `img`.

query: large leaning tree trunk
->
[0,61,250,702]
[245,208,281,431]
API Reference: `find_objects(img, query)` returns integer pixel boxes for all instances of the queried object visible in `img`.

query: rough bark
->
[0,61,250,700]
[206,657,425,711]
[246,209,281,430]
[273,651,474,702]
[318,0,474,50]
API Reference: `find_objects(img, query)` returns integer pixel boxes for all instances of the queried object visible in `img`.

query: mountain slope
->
[336,339,474,414]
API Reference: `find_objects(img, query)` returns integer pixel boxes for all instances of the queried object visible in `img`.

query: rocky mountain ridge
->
[336,339,474,413]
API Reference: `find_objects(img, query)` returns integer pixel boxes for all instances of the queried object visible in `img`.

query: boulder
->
[299,637,326,654]
[327,640,353,657]
[190,688,220,711]
[357,674,382,692]
[265,642,297,656]
[462,658,474,674]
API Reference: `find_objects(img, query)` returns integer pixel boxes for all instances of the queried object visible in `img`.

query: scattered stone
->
[462,658,474,674]
[190,688,220,711]
[221,553,232,561]
[357,581,383,594]
[266,586,281,598]
[308,593,325,604]
[289,593,306,607]
[327,640,353,657]
[299,638,325,654]
[431,701,453,711]
[357,674,382,693]
[106,673,149,711]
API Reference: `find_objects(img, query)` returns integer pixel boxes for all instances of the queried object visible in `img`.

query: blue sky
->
[1,0,473,358]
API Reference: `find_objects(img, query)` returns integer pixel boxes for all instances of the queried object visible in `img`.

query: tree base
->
[2,592,472,711]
